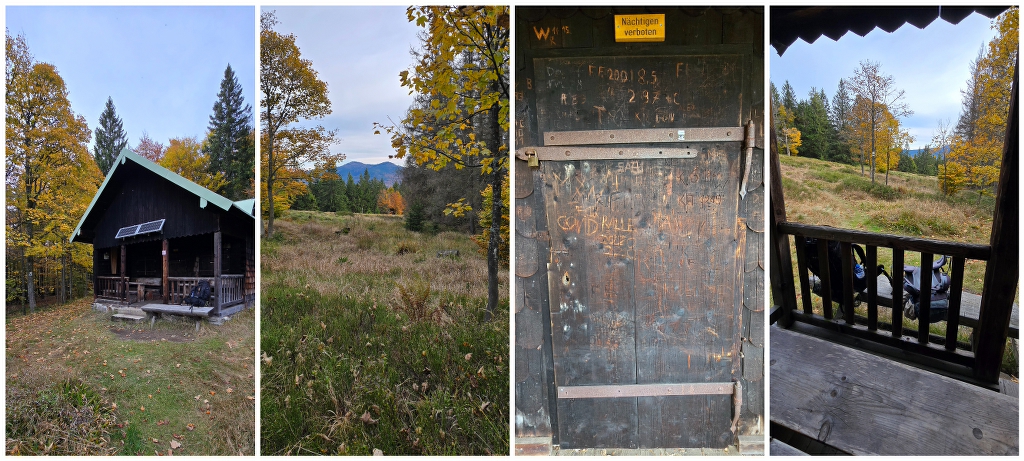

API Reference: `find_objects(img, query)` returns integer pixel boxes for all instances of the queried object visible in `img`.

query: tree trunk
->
[266,126,276,237]
[27,269,36,313]
[60,251,67,304]
[486,163,502,321]
[485,80,504,320]
[869,105,876,183]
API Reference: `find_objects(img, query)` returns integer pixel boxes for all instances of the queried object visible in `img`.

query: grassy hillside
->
[780,155,1001,296]
[260,211,509,455]
[6,302,255,455]
[779,155,1017,376]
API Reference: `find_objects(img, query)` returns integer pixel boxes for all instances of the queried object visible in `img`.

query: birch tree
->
[849,60,912,183]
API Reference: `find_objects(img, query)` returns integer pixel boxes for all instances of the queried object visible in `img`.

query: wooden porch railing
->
[218,274,245,308]
[770,219,1003,381]
[96,276,124,300]
[768,69,1019,386]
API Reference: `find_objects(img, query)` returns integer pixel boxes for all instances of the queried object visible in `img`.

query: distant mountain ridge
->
[336,161,403,187]
[905,146,950,158]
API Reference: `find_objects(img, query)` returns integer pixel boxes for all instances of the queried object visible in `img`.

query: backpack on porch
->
[803,238,868,299]
[902,255,952,323]
[802,238,882,315]
[183,280,212,308]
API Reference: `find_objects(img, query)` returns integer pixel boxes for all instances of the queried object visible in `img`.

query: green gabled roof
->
[71,148,254,242]
[233,199,256,217]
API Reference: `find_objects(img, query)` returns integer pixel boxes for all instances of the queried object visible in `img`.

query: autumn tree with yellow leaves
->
[260,11,342,236]
[375,6,509,317]
[849,60,912,183]
[770,82,802,155]
[941,7,1018,198]
[159,136,228,193]
[777,105,802,156]
[376,187,406,215]
[6,32,102,311]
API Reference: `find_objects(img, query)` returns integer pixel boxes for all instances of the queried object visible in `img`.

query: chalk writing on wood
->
[534,55,744,132]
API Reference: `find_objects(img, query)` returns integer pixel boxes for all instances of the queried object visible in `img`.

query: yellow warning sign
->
[614,14,666,42]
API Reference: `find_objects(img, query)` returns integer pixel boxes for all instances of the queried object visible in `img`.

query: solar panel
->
[115,225,140,239]
[136,219,165,235]
[115,219,165,239]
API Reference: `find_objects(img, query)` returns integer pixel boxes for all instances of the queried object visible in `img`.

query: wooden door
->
[533,54,746,449]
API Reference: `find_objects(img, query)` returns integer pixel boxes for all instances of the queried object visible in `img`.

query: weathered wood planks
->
[140,303,214,318]
[771,326,1019,455]
[543,149,741,448]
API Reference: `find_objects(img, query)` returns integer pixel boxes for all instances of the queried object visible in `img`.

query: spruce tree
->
[93,97,128,175]
[206,64,254,200]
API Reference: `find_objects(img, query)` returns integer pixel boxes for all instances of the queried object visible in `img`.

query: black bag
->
[802,238,870,306]
[902,256,951,323]
[183,280,212,308]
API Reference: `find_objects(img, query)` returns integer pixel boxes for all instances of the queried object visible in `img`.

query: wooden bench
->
[867,275,1019,339]
[141,303,214,318]
[771,326,1018,455]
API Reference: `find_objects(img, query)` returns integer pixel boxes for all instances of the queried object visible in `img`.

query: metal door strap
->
[542,127,744,146]
[517,146,701,161]
[556,382,734,399]
[559,381,743,433]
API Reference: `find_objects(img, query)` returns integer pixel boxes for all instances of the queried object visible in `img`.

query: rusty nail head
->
[564,150,571,156]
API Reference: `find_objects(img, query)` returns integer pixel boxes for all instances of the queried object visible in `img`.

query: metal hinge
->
[740,120,756,199]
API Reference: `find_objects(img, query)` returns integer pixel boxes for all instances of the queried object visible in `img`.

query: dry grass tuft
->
[395,276,433,322]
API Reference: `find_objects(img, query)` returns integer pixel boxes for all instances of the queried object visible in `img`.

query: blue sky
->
[265,6,421,167]
[770,11,1001,149]
[6,6,256,152]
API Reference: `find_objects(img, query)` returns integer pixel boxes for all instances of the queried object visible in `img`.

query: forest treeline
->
[289,168,406,217]
[6,31,254,311]
[772,7,1017,198]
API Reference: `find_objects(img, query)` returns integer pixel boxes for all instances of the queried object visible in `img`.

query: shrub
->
[395,277,432,321]
[405,202,425,232]
[395,240,420,255]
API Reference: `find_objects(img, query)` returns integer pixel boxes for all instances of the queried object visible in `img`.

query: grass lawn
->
[778,155,1018,377]
[5,301,255,455]
[260,211,510,455]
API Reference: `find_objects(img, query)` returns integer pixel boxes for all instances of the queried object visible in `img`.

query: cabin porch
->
[768,10,1018,453]
[92,231,253,317]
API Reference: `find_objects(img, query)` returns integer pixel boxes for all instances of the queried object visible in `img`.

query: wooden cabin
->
[71,148,255,319]
[514,7,765,454]
[768,7,1018,456]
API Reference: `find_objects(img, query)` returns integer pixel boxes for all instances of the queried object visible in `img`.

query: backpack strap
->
[851,244,867,266]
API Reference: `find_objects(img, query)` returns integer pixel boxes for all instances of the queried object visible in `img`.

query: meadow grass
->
[778,156,1017,377]
[5,301,255,455]
[260,211,510,455]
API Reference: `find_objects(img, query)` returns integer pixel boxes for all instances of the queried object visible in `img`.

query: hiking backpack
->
[183,280,213,308]
[902,255,952,323]
[802,238,871,304]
